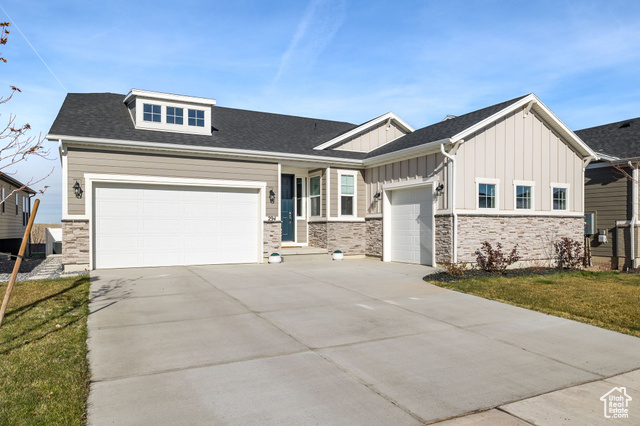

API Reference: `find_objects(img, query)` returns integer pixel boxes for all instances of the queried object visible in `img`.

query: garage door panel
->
[389,187,433,266]
[94,183,260,269]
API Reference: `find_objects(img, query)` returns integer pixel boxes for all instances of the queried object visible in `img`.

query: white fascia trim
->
[449,94,598,160]
[50,135,364,167]
[123,89,216,105]
[362,138,450,167]
[336,169,358,218]
[313,112,414,151]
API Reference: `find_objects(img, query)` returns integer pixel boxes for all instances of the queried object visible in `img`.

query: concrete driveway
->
[86,260,640,425]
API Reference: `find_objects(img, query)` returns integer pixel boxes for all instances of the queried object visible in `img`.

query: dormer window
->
[143,104,161,122]
[167,107,183,125]
[188,109,205,127]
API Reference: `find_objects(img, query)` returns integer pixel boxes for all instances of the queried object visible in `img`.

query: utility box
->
[584,213,595,235]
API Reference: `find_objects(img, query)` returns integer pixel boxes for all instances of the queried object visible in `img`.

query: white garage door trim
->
[85,174,266,270]
[382,178,437,266]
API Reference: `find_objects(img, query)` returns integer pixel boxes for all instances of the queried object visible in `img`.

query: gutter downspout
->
[630,161,638,268]
[440,141,462,263]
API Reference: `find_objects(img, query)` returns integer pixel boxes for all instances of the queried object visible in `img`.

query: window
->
[478,183,496,209]
[296,178,304,217]
[166,107,183,125]
[188,109,204,127]
[310,176,321,216]
[516,185,532,209]
[15,193,19,215]
[553,187,567,210]
[143,104,161,122]
[1,187,4,213]
[339,173,356,216]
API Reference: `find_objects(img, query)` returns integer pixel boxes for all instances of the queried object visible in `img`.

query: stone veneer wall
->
[327,222,366,255]
[365,217,382,257]
[308,222,327,249]
[456,215,583,263]
[62,220,90,265]
[263,221,281,257]
[308,221,366,255]
[435,215,453,264]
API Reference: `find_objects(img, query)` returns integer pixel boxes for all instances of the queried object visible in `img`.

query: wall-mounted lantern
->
[435,183,444,196]
[73,180,83,199]
[373,192,381,201]
[268,189,275,204]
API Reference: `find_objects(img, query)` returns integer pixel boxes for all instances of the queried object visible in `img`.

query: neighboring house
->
[47,90,596,271]
[0,172,35,255]
[576,117,640,269]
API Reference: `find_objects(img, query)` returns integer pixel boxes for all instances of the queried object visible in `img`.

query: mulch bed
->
[0,256,45,274]
[425,267,566,283]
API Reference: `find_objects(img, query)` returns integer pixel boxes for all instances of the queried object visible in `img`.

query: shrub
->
[475,241,521,274]
[443,261,468,276]
[554,237,584,270]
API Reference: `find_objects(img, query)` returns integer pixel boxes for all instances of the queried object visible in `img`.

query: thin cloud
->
[271,0,346,88]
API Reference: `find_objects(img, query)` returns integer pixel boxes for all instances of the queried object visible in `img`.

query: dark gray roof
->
[49,92,530,161]
[49,93,365,160]
[0,172,35,194]
[365,94,529,158]
[575,117,640,160]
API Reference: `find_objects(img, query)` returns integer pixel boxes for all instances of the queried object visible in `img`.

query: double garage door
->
[94,183,260,269]
[388,187,434,265]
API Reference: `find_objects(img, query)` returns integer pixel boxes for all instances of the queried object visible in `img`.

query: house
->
[576,117,640,269]
[47,90,596,271]
[0,172,35,255]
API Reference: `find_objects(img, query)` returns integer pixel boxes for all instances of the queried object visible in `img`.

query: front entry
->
[281,174,295,242]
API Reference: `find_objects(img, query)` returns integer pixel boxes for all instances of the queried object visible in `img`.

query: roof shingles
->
[575,117,640,160]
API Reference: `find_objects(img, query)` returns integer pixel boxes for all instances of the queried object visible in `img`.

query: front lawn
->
[0,276,91,425]
[427,270,640,337]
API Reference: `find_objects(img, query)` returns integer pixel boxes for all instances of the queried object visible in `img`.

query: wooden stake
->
[0,198,39,327]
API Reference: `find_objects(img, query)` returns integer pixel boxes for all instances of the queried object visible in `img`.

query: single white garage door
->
[389,187,433,265]
[94,183,260,269]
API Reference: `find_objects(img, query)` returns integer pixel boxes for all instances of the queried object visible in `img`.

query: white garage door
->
[389,187,433,265]
[94,183,260,269]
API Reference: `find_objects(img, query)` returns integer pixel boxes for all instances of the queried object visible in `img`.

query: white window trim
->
[142,103,162,123]
[309,173,322,218]
[475,177,500,210]
[337,170,358,218]
[295,176,306,219]
[550,182,570,211]
[513,180,535,211]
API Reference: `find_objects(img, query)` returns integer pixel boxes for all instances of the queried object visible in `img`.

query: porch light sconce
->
[73,180,83,199]
[268,189,276,204]
[373,192,381,201]
[435,183,444,195]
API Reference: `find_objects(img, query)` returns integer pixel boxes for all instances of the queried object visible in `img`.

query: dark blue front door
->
[281,174,295,241]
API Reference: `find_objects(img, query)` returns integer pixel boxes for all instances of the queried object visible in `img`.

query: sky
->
[0,0,639,223]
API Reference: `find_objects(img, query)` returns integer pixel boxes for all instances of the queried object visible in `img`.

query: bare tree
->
[0,22,52,201]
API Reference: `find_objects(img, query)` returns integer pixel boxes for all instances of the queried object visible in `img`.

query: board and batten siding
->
[66,148,279,217]
[329,168,366,217]
[455,106,584,212]
[333,121,407,153]
[585,165,632,259]
[365,152,448,215]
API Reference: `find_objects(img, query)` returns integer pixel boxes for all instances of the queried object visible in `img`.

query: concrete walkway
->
[86,260,640,425]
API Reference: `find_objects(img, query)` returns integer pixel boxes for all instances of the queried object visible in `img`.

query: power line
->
[0,4,68,93]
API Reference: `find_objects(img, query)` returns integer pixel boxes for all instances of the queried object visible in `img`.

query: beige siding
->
[585,166,630,258]
[333,121,407,152]
[456,106,584,213]
[296,219,307,243]
[365,152,448,215]
[329,168,366,217]
[67,148,279,216]
[0,182,30,239]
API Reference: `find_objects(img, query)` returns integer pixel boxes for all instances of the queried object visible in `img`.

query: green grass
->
[430,270,640,337]
[0,276,91,425]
